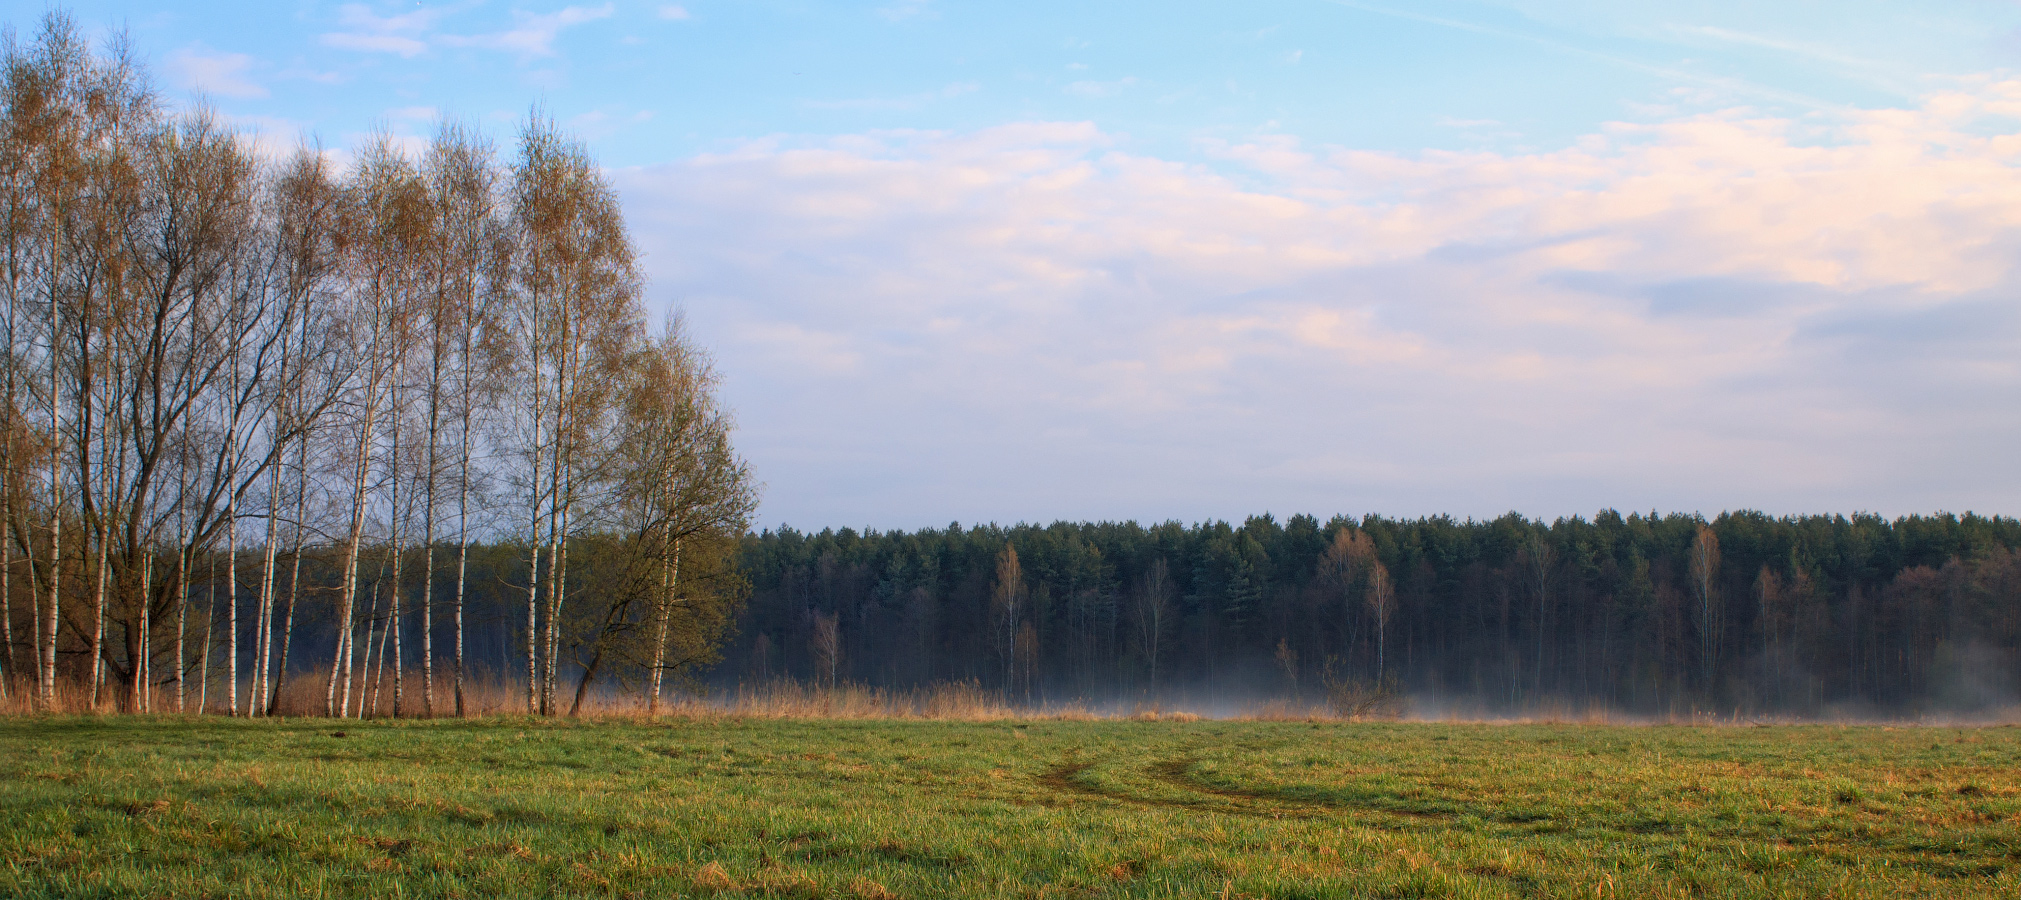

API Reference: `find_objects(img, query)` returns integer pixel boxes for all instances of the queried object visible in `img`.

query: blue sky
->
[35,1,2021,529]
[67,2,2021,162]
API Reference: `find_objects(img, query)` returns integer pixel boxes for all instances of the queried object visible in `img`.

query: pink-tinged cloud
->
[615,83,2021,528]
[321,3,613,60]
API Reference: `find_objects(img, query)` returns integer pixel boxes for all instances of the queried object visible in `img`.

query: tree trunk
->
[175,546,187,712]
[252,453,282,716]
[388,374,404,719]
[197,583,214,714]
[422,348,441,718]
[135,551,151,712]
[567,644,603,718]
[362,570,385,717]
[647,545,674,715]
[90,512,107,707]
[41,368,60,711]
[330,380,379,718]
[454,340,471,717]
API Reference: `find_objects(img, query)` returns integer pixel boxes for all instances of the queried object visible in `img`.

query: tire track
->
[1038,754,1469,824]
[1036,756,1317,819]
[1150,757,1455,821]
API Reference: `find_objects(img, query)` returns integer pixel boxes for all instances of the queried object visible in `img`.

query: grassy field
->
[2,716,2018,898]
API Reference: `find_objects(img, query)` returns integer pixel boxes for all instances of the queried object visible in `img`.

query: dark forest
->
[718,511,2021,716]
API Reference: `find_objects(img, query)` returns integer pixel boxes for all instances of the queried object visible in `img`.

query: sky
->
[31,1,2021,530]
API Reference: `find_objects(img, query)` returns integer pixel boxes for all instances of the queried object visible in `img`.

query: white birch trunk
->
[361,573,383,717]
[272,412,310,716]
[2,452,11,703]
[227,339,242,716]
[390,531,403,718]
[90,531,105,707]
[330,369,381,718]
[175,545,187,712]
[388,373,404,719]
[524,295,544,716]
[648,541,680,714]
[422,345,440,717]
[41,291,61,711]
[197,585,213,714]
[226,490,238,716]
[453,317,471,716]
[252,460,281,716]
[137,550,151,712]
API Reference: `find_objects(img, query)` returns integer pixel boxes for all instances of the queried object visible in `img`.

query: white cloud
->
[320,3,440,57]
[336,3,441,34]
[321,32,429,56]
[322,3,614,60]
[214,112,318,163]
[616,83,2021,527]
[440,4,615,57]
[659,5,691,21]
[166,46,267,99]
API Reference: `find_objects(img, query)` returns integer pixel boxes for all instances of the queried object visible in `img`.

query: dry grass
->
[659,679,1096,721]
[0,674,1126,721]
[9,671,2019,724]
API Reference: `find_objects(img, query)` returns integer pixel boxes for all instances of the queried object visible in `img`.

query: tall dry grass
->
[11,672,2011,724]
[0,674,1105,720]
[0,675,1361,722]
[660,679,1094,721]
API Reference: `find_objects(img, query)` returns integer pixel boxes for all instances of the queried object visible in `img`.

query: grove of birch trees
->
[0,14,756,716]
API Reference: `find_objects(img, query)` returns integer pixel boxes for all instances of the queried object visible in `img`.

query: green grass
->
[3,717,2019,898]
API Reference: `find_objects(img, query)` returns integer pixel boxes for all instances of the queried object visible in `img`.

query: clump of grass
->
[692,861,736,891]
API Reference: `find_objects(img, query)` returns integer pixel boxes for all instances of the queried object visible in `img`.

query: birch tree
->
[507,115,641,715]
[1689,524,1721,691]
[1,18,753,715]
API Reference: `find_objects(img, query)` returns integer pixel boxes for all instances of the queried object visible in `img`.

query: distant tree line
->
[727,511,2021,715]
[0,14,755,716]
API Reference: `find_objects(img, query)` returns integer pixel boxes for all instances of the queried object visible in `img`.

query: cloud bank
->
[615,82,2021,528]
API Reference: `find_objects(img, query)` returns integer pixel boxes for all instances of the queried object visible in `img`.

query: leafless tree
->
[1689,524,1721,690]
[1,19,750,716]
[1526,528,1553,696]
[1133,556,1169,693]
[1368,561,1394,681]
[992,543,1024,695]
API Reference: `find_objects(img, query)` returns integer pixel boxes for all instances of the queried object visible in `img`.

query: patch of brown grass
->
[122,799,170,816]
[692,860,737,891]
[849,876,900,900]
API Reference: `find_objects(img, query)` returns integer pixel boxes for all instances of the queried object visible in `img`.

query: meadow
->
[2,715,2018,899]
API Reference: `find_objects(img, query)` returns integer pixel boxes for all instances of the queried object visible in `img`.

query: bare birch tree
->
[1689,524,1721,692]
